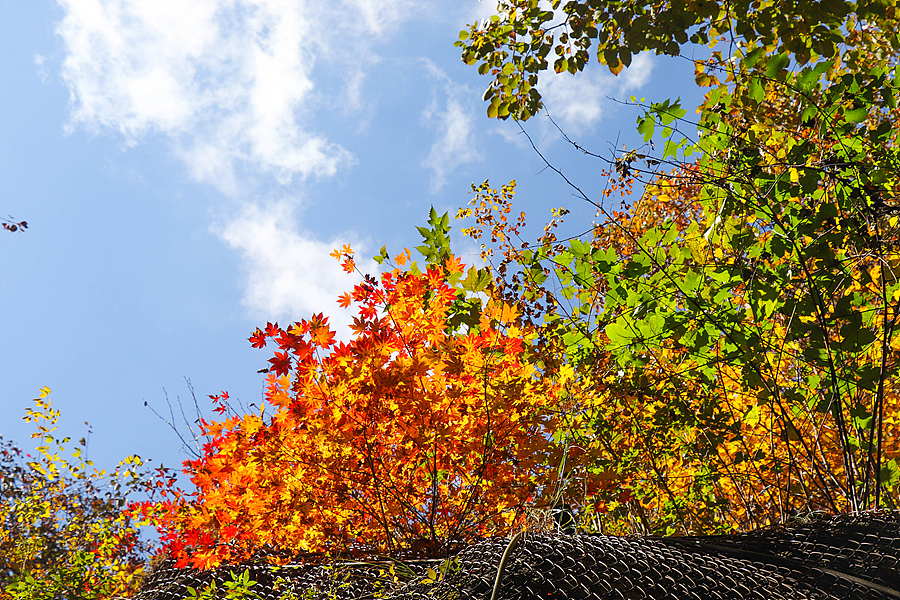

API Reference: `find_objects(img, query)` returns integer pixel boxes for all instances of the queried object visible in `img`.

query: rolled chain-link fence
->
[133,511,900,600]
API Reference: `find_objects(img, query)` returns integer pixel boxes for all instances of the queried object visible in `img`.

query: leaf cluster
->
[455,0,900,534]
[156,237,567,568]
[457,0,899,121]
[1,389,159,599]
[1,215,26,234]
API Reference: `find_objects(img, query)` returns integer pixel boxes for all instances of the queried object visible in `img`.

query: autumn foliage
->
[156,245,563,568]
[1,390,153,599]
[460,155,900,534]
[455,2,900,533]
[137,0,900,573]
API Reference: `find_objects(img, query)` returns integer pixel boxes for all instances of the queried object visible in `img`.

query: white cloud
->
[53,0,412,318]
[539,53,654,134]
[34,54,52,84]
[213,200,376,333]
[340,0,413,35]
[420,61,481,194]
[493,122,529,148]
[54,0,417,193]
[461,0,505,31]
[619,53,654,90]
[58,1,216,139]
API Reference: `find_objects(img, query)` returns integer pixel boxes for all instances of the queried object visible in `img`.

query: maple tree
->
[1,388,160,599]
[153,211,567,568]
[455,0,900,534]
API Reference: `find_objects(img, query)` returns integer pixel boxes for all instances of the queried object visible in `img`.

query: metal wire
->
[133,511,900,600]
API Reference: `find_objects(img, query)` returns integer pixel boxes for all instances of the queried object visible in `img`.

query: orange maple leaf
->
[330,244,353,261]
[445,254,464,276]
[205,421,226,437]
[310,325,336,348]
[395,248,411,266]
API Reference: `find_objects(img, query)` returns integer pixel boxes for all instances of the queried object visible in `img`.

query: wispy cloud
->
[539,53,654,134]
[55,0,371,193]
[54,0,412,323]
[34,54,52,84]
[420,60,481,194]
[213,200,375,333]
[461,0,505,32]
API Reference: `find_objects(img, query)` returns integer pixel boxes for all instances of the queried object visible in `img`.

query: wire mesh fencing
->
[133,510,900,600]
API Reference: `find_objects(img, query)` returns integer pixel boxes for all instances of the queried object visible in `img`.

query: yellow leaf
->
[557,364,575,384]
[743,404,761,427]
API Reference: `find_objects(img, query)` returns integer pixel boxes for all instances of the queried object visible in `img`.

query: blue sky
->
[0,0,703,479]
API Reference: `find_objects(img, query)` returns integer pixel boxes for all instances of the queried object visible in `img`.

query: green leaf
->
[880,459,900,486]
[653,98,686,125]
[743,46,764,68]
[797,60,831,91]
[845,106,868,123]
[663,138,684,160]
[850,404,874,430]
[747,76,764,102]
[637,116,655,142]
[765,52,790,78]
[570,238,588,257]
[606,316,637,348]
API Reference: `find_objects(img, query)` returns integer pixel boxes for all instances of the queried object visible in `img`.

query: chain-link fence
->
[134,511,900,600]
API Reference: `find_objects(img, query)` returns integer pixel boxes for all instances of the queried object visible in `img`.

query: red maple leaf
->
[221,524,239,540]
[269,351,292,376]
[275,330,300,352]
[249,328,267,348]
[309,313,329,328]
